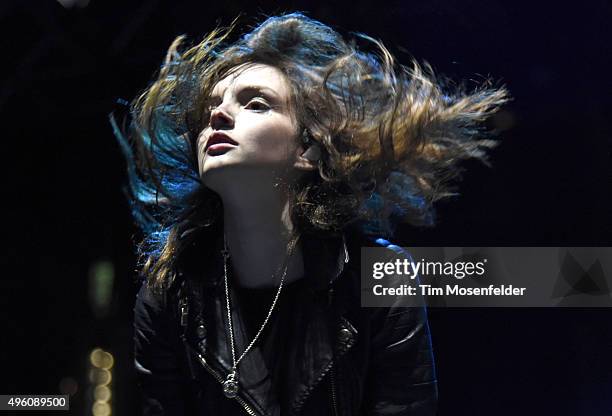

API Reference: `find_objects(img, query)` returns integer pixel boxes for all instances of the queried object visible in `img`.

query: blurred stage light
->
[92,401,111,416]
[88,260,115,319]
[94,385,111,402]
[90,348,114,369]
[89,368,112,386]
[88,347,113,416]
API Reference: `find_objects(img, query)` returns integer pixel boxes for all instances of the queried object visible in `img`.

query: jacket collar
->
[300,231,349,291]
[178,228,349,291]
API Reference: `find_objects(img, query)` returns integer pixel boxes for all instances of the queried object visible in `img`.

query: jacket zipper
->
[178,283,260,415]
[293,324,356,414]
[329,365,339,416]
[194,352,260,416]
[292,358,335,412]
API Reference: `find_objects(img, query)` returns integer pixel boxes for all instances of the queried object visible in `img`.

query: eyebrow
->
[209,84,282,102]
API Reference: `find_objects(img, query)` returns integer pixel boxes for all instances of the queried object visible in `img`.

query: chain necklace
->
[221,233,300,399]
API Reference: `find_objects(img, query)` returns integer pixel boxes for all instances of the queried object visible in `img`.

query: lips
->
[205,132,238,152]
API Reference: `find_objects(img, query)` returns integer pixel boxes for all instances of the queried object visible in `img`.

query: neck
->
[217,177,304,289]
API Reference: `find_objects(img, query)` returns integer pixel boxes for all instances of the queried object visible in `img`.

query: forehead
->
[211,63,291,98]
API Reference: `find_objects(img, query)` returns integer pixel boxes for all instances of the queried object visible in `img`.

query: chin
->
[200,156,233,173]
[200,160,244,190]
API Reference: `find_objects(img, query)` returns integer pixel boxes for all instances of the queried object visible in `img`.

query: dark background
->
[3,0,612,415]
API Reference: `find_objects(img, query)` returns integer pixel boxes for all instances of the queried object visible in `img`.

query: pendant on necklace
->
[223,371,239,398]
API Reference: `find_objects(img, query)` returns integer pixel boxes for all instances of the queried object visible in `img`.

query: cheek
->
[243,115,298,156]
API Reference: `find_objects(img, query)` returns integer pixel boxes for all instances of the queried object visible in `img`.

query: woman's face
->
[197,63,305,190]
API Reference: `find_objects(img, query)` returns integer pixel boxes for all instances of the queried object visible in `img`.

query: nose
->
[209,106,234,130]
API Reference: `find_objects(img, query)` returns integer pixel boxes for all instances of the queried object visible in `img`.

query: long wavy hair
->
[111,12,510,289]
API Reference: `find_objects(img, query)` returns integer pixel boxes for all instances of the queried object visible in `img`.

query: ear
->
[294,143,321,171]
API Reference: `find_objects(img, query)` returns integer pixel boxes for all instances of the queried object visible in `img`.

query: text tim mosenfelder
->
[371,258,527,296]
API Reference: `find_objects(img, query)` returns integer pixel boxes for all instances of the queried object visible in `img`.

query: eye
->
[245,99,270,111]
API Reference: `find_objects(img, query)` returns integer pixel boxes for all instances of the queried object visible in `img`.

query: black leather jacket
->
[134,231,438,415]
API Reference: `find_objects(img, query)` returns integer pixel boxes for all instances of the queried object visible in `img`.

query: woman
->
[113,12,508,415]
